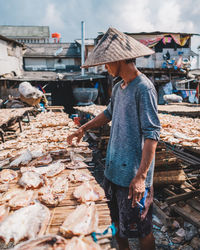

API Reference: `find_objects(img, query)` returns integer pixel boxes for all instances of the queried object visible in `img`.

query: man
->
[67,28,161,250]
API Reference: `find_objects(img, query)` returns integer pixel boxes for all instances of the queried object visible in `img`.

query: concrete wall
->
[0,39,23,76]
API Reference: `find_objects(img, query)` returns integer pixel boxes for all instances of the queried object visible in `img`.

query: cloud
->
[0,0,199,51]
[42,3,65,30]
[116,0,154,32]
[157,0,194,32]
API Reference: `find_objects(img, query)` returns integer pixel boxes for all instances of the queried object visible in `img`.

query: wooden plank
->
[172,204,200,228]
[163,188,176,196]
[153,202,172,227]
[186,198,200,213]
[166,190,200,204]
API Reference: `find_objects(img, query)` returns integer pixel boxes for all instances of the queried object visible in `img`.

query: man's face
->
[105,61,120,77]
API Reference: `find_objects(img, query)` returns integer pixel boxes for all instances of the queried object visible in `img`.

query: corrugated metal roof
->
[0,71,105,82]
[24,43,80,58]
[0,25,50,38]
[75,39,95,46]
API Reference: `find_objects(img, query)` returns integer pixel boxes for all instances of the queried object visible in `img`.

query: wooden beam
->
[153,202,172,227]
[163,188,176,196]
[0,129,5,143]
[166,190,200,204]
[172,204,200,228]
[18,118,23,132]
[186,199,200,213]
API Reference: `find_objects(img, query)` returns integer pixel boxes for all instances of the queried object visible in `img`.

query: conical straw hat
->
[82,27,154,68]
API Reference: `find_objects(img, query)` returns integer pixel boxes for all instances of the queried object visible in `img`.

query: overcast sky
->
[0,0,200,53]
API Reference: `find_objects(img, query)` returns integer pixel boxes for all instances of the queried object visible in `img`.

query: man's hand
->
[67,112,110,145]
[67,127,85,145]
[128,176,145,208]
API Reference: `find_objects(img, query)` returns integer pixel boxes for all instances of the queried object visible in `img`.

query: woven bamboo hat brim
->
[82,27,155,68]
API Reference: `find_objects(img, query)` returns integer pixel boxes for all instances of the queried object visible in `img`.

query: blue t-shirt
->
[103,74,161,188]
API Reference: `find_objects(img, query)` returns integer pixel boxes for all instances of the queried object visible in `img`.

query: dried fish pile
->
[159,114,200,150]
[0,112,92,162]
[158,104,200,118]
[75,104,200,152]
[75,105,106,117]
[0,111,110,249]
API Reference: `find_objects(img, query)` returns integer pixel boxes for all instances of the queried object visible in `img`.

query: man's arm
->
[129,87,161,207]
[128,139,157,207]
[67,112,110,144]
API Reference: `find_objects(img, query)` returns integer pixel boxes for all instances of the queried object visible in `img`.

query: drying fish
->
[0,151,12,161]
[50,149,70,160]
[66,161,88,170]
[73,182,105,203]
[0,159,10,168]
[8,190,35,210]
[0,169,18,183]
[0,183,9,193]
[36,154,53,165]
[50,176,68,194]
[10,149,32,168]
[0,203,50,245]
[38,192,64,207]
[13,235,68,250]
[69,170,94,183]
[38,176,68,207]
[0,188,22,204]
[38,185,51,196]
[60,202,98,237]
[30,149,44,159]
[19,171,44,189]
[30,154,53,167]
[20,166,35,173]
[70,151,86,162]
[73,147,92,153]
[71,141,89,147]
[0,205,10,223]
[21,160,65,177]
[65,236,102,250]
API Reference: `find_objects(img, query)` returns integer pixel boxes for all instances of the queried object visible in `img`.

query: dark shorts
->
[102,177,153,239]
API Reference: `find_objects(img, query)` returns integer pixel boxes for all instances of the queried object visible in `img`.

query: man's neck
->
[121,70,141,86]
[118,62,142,85]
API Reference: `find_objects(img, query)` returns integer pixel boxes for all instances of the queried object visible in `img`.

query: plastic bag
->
[18,82,43,99]
[163,94,183,103]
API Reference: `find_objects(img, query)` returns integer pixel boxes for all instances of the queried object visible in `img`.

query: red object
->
[52,33,61,43]
[195,84,199,98]
[74,117,81,126]
[52,33,61,38]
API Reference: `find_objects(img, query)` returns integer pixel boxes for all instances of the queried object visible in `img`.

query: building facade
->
[0,35,24,76]
[126,32,198,69]
[0,25,50,44]
[23,43,81,72]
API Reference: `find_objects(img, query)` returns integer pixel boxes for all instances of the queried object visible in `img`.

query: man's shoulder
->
[112,80,122,94]
[137,74,155,93]
[114,80,123,89]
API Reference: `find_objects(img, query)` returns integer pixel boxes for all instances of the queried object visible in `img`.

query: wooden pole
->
[18,118,23,132]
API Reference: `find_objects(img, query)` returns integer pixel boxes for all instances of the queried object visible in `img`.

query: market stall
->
[0,111,113,249]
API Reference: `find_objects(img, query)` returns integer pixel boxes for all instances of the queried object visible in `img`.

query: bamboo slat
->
[1,168,112,249]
